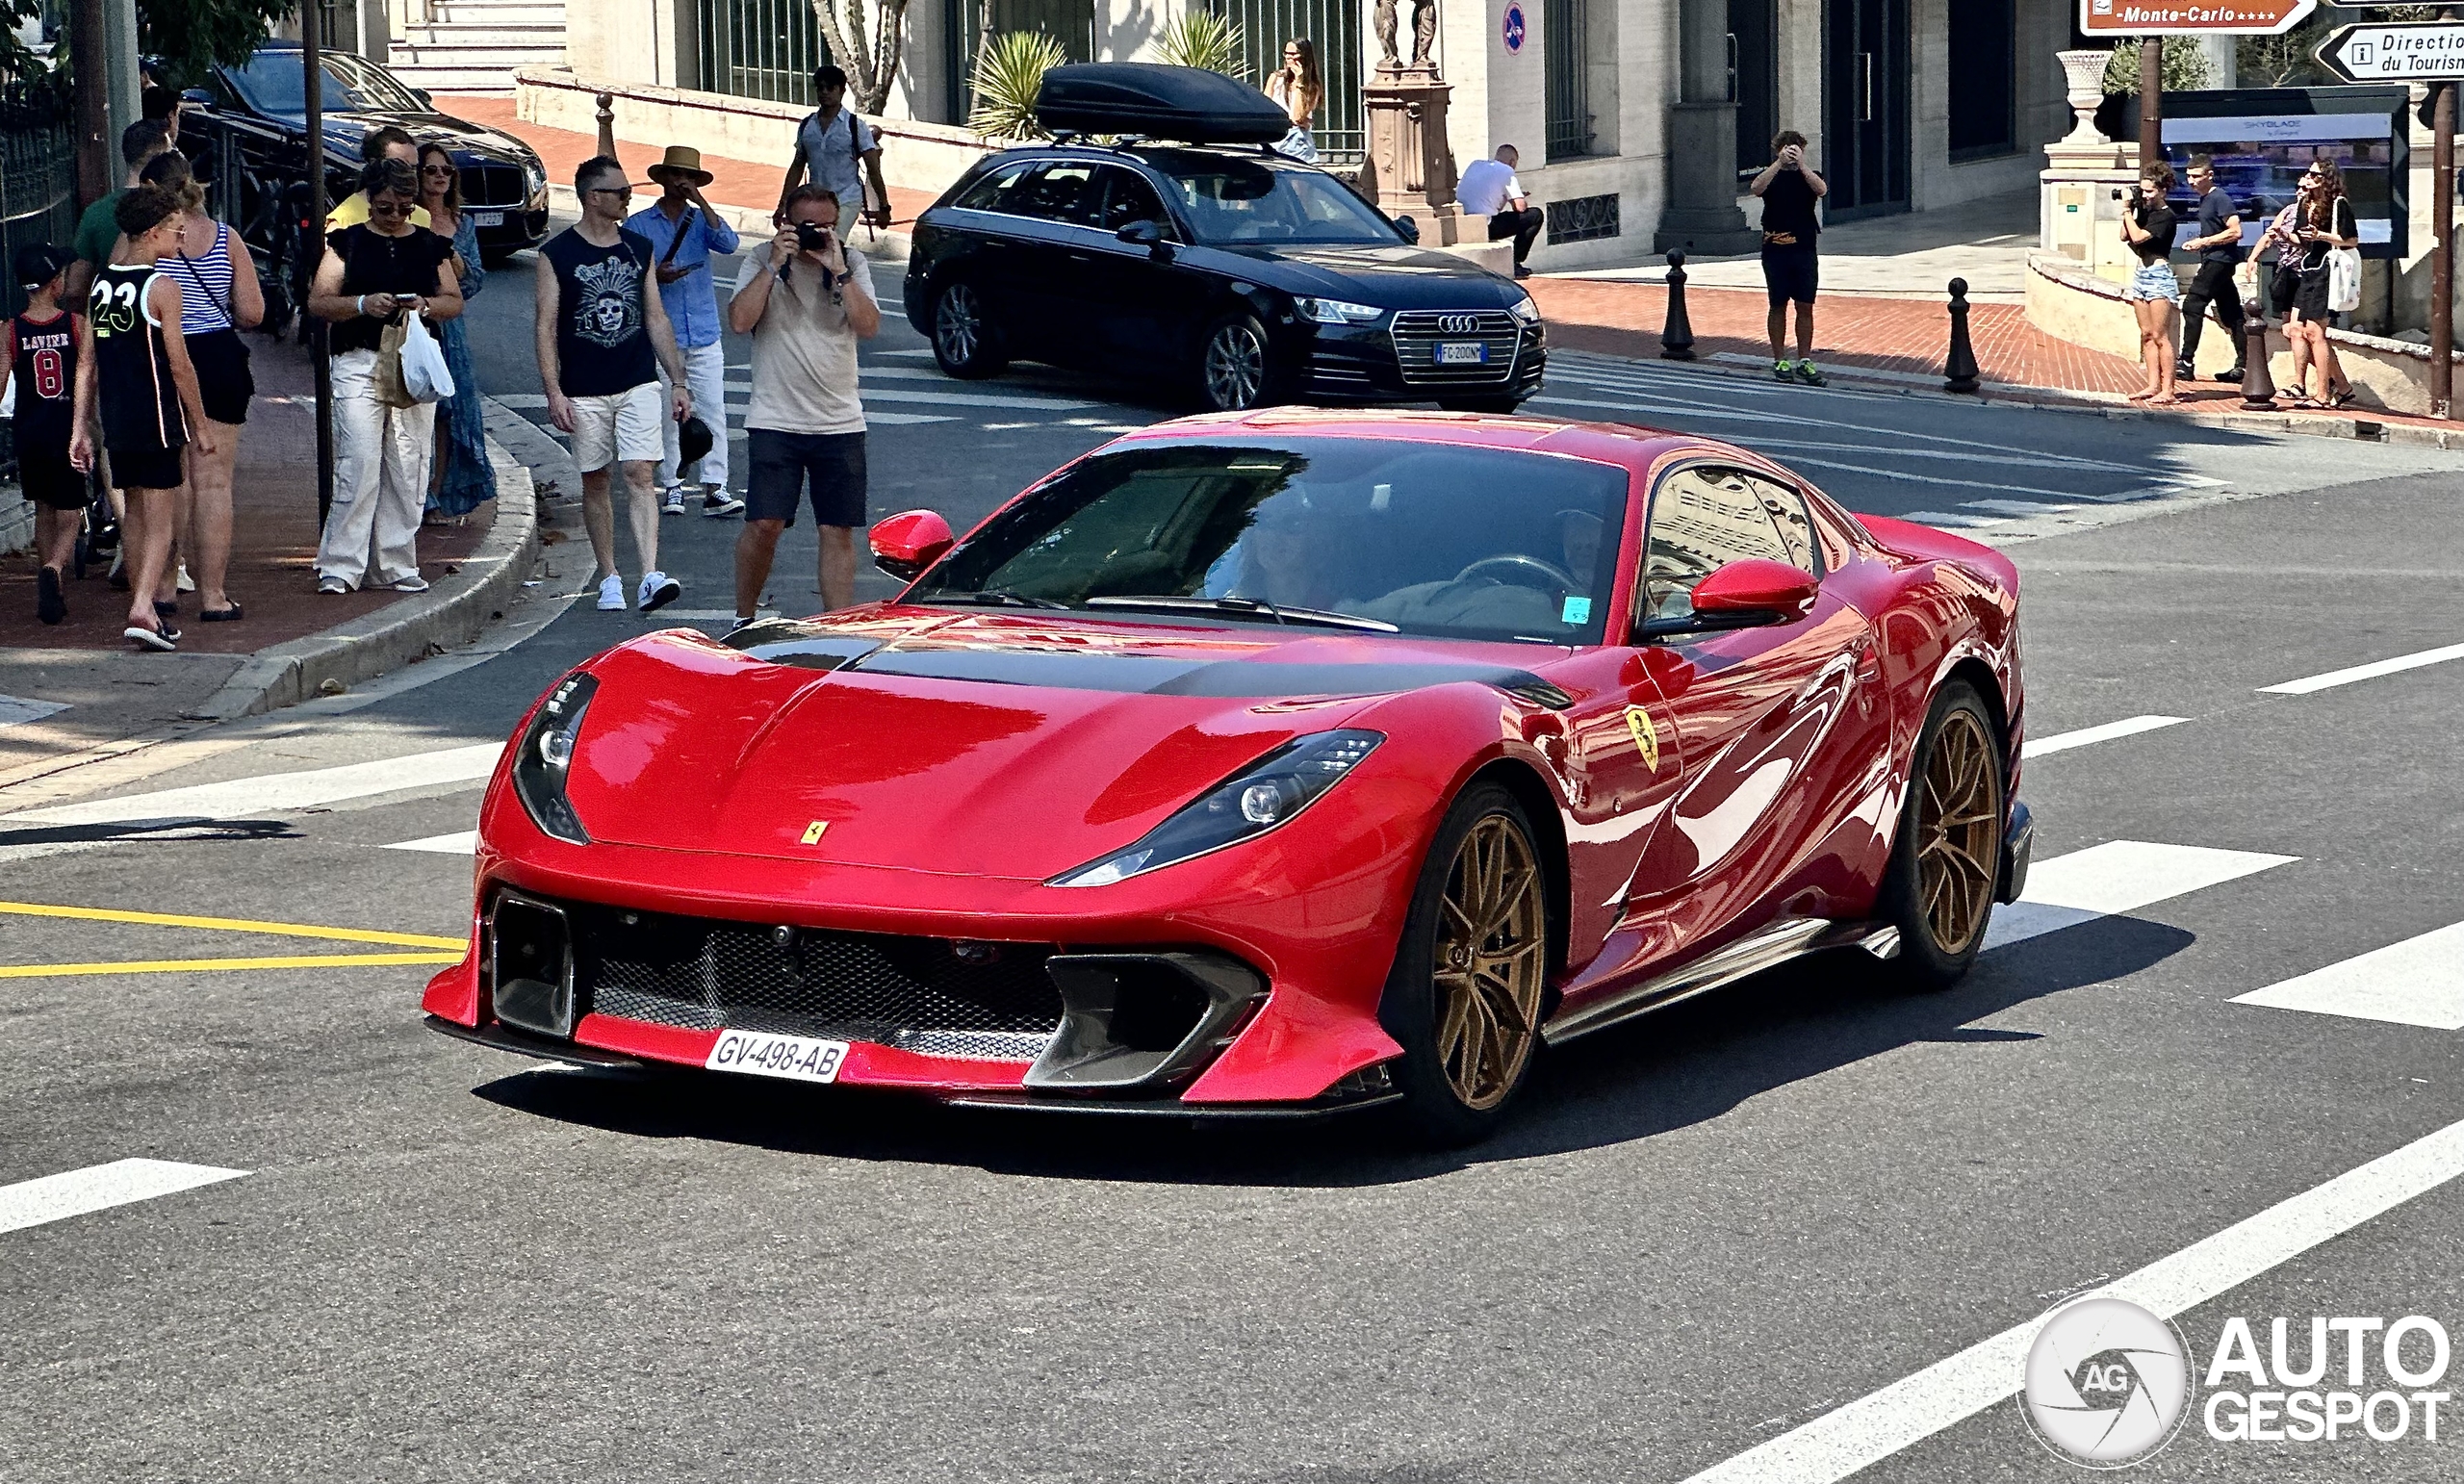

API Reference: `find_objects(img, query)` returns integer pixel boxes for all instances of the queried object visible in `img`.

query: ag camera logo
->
[2020,1297,2193,1468]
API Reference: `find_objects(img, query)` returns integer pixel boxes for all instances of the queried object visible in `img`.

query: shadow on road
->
[470,914,2194,1186]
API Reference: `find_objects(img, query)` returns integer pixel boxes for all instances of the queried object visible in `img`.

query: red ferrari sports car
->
[424,409,2030,1142]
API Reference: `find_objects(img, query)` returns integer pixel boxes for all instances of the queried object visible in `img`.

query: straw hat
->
[648,145,714,187]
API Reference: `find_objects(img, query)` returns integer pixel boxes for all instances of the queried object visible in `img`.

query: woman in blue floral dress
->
[420,141,496,518]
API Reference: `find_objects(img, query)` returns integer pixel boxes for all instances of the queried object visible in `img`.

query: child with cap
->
[3,243,87,625]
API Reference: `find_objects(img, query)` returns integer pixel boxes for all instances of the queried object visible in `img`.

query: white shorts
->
[570,381,665,473]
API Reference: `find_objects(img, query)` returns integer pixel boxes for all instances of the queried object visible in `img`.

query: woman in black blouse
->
[306,156,463,593]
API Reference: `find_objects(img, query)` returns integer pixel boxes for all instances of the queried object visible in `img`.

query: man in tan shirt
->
[725,185,882,623]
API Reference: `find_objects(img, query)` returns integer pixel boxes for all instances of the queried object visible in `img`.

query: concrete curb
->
[541,184,913,265]
[189,400,544,720]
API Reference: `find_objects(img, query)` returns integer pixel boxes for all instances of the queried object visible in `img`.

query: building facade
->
[559,0,2083,269]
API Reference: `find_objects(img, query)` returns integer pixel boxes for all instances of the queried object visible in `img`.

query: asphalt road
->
[4,239,2463,1482]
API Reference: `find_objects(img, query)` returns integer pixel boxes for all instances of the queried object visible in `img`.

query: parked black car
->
[902,143,1545,413]
[177,41,550,282]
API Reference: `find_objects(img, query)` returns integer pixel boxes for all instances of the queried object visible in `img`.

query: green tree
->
[2,0,295,88]
[2102,38,2213,95]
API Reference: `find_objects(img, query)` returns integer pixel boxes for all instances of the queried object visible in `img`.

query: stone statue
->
[1373,0,1438,70]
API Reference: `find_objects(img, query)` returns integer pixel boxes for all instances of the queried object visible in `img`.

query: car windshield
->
[914,440,1630,646]
[224,49,426,116]
[1144,153,1402,246]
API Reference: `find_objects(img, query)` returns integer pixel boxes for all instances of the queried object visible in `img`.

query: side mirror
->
[1116,218,1173,260]
[1642,559,1818,640]
[180,87,213,107]
[1394,214,1421,244]
[870,509,956,584]
[411,88,434,109]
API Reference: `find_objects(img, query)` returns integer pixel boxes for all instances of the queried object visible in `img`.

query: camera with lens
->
[795,220,834,251]
[2112,188,2126,201]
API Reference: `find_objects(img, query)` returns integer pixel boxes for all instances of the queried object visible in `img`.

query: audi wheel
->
[933,281,1008,379]
[1197,314,1273,412]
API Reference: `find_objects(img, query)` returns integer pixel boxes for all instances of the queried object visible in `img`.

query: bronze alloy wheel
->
[1915,707,2000,956]
[1433,813,1548,1111]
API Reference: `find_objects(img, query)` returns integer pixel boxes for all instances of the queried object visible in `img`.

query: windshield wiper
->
[925,589,1071,610]
[1083,595,1399,633]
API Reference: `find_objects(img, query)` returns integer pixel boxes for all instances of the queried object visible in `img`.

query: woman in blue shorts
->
[2119,165,2182,406]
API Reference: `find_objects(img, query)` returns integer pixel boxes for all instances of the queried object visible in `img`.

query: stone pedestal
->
[1359,66,1462,236]
[1656,101,1759,256]
[2041,139,2143,286]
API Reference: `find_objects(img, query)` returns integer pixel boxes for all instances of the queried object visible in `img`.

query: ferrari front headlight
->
[1050,729,1383,887]
[512,671,596,844]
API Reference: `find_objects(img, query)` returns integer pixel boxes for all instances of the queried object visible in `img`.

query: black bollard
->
[1661,251,1697,361]
[1943,277,1981,394]
[2239,297,2277,410]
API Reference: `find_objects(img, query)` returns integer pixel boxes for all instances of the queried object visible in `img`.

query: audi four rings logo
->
[1438,314,1480,335]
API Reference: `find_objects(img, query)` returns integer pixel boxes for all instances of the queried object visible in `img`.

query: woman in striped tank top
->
[147,148,264,623]
[69,181,212,652]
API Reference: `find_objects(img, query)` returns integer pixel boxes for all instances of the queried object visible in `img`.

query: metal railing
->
[1209,0,1365,166]
[1,105,76,322]
[696,0,829,106]
[1544,0,1595,161]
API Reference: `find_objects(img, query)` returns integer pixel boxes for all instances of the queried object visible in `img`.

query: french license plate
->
[469,210,504,227]
[1437,341,1488,365]
[706,1029,850,1084]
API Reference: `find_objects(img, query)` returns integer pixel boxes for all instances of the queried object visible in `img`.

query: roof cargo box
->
[1036,64,1291,145]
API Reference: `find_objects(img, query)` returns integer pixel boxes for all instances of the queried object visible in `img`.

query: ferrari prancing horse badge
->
[801,821,830,845]
[1624,706,1660,772]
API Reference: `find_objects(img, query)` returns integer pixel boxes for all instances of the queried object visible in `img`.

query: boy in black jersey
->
[3,244,83,625]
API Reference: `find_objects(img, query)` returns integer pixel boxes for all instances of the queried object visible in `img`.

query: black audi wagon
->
[902,69,1544,414]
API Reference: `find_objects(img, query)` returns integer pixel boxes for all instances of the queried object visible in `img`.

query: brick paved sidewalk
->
[2,335,490,653]
[1527,276,2456,432]
[442,94,940,233]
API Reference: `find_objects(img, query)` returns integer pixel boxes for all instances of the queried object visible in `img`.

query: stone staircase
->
[387,0,567,97]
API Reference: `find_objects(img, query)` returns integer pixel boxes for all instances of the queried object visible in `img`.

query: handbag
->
[372,316,417,408]
[399,312,454,403]
[2328,245,2363,314]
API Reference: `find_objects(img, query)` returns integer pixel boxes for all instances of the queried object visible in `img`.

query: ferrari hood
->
[555,611,1566,878]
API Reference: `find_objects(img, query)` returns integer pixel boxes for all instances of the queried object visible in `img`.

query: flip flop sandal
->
[199,603,244,622]
[124,624,178,652]
[153,598,180,620]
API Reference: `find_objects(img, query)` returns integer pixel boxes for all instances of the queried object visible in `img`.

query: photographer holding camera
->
[725,184,882,625]
[2118,164,2182,406]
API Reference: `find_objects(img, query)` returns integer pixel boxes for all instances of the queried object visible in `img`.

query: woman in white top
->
[1267,38,1323,164]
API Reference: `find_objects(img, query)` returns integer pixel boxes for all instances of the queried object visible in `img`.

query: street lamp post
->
[304,4,333,524]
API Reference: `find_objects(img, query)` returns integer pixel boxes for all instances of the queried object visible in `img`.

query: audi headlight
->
[1051,730,1383,887]
[1509,294,1541,324]
[1297,296,1383,325]
[512,671,596,844]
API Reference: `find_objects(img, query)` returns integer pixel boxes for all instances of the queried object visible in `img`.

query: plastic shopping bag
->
[400,313,455,404]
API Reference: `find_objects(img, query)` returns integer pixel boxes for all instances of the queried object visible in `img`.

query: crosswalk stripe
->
[2021,715,2190,758]
[0,1158,249,1238]
[386,830,478,855]
[2230,923,2464,1030]
[1983,840,2297,951]
[2257,640,2464,696]
[0,743,503,828]
[0,695,72,729]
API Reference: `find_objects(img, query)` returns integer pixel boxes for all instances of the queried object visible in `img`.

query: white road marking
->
[0,1158,249,1237]
[0,695,72,729]
[2020,715,2190,758]
[1673,1113,2464,1484]
[1963,498,2081,517]
[859,385,1102,411]
[2257,640,2464,696]
[384,830,479,855]
[494,391,955,424]
[1983,840,2297,951]
[0,743,503,828]
[1901,510,2009,528]
[2231,923,2464,1030]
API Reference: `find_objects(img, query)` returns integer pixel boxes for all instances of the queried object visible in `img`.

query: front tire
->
[1377,783,1552,1145]
[1197,313,1273,411]
[1875,682,2005,990]
[932,280,1008,379]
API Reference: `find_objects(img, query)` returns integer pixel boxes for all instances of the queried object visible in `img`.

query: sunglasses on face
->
[369,198,411,216]
[587,184,633,198]
[420,164,455,176]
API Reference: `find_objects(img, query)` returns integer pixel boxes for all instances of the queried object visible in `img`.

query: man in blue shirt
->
[629,146,744,517]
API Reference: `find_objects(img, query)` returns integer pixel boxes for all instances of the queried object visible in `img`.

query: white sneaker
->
[317,576,348,596]
[597,574,626,610]
[660,486,686,516]
[638,570,681,612]
[391,574,430,593]
[175,561,195,593]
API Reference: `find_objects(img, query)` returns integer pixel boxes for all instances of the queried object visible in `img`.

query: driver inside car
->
[1347,507,1603,635]
[1202,486,1350,610]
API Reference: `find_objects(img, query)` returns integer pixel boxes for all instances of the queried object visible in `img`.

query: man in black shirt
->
[536,155,696,614]
[2175,155,2246,383]
[1751,130,1829,386]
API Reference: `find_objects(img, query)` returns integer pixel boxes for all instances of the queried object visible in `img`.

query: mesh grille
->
[1389,311,1523,388]
[560,901,1064,1061]
[465,164,528,208]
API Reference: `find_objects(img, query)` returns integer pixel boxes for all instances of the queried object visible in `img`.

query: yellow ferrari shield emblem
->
[800,820,830,845]
[1624,705,1660,772]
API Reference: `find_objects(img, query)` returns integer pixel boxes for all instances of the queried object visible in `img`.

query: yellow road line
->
[0,953,464,979]
[0,900,466,950]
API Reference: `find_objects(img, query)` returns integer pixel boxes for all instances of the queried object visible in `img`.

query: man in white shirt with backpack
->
[778,64,892,232]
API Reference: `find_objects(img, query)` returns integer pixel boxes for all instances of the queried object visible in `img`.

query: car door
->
[934,159,1054,353]
[1619,461,1887,954]
[1079,164,1210,364]
[988,159,1106,362]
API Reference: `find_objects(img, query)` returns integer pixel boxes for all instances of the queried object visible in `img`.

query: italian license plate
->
[706,1029,850,1084]
[1437,341,1488,365]
[469,210,504,227]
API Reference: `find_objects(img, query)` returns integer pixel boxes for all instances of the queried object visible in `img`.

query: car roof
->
[988,141,1322,173]
[1111,407,1697,466]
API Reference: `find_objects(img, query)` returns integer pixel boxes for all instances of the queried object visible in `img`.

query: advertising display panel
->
[2158,86,2412,260]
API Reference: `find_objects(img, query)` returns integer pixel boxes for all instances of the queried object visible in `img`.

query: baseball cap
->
[13,243,72,292]
[678,415,714,468]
